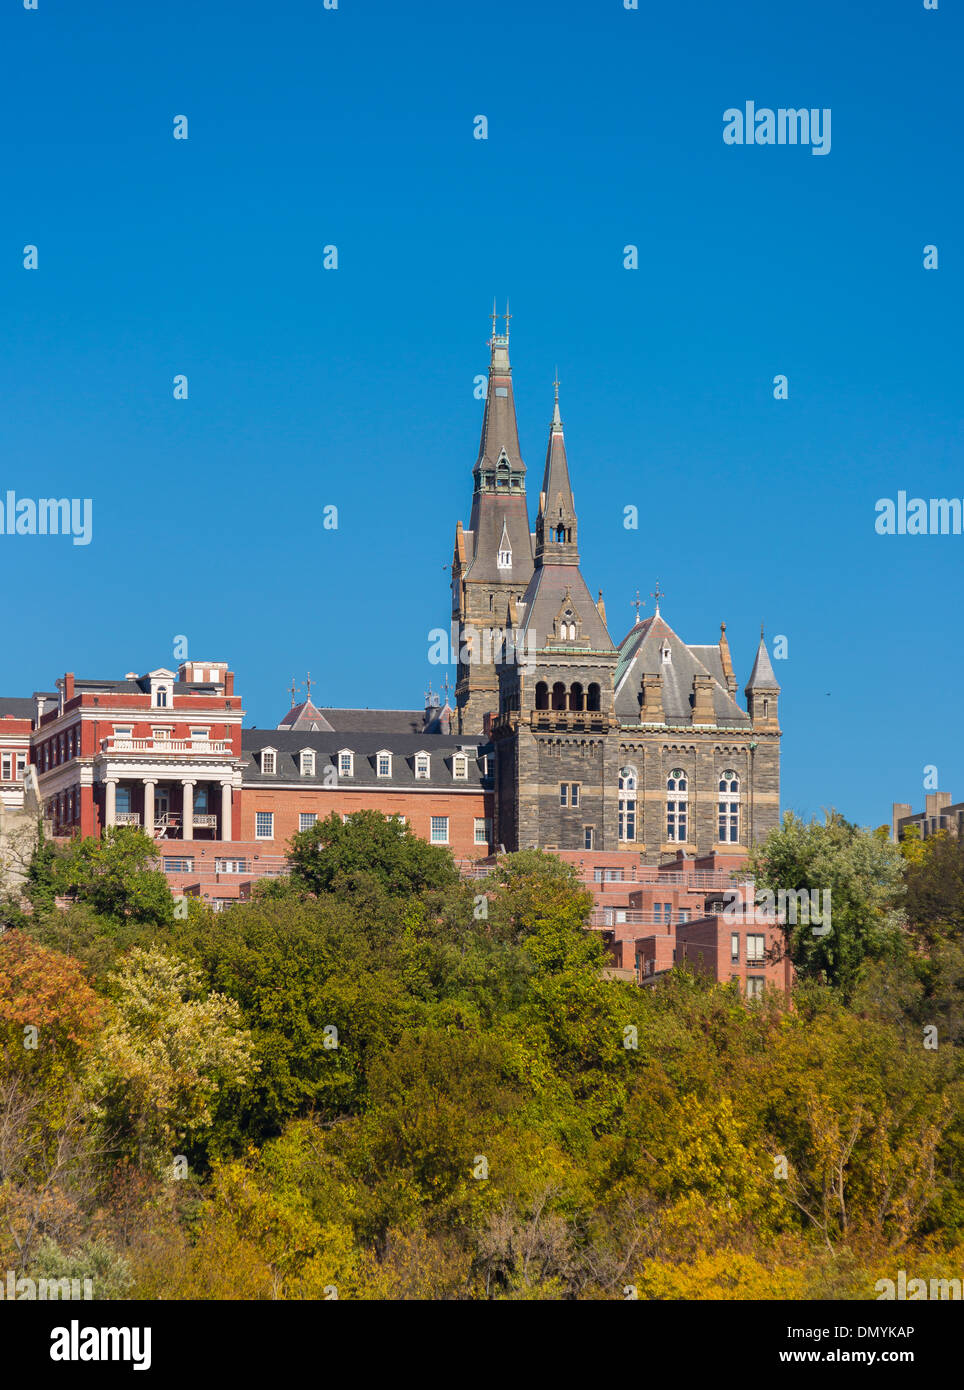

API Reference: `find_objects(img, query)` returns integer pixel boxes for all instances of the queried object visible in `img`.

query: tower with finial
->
[451,303,535,735]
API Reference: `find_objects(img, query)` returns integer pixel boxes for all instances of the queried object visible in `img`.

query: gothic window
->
[666,767,688,842]
[763,698,769,718]
[535,681,549,710]
[498,547,512,569]
[551,682,567,710]
[587,683,601,712]
[718,769,740,843]
[618,765,638,842]
[569,682,584,710]
[554,524,566,543]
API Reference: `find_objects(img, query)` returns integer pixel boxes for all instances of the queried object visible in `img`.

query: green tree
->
[288,809,458,898]
[55,827,175,925]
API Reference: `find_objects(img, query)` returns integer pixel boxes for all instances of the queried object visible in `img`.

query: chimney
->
[225,670,234,696]
[640,673,664,723]
[64,673,75,703]
[692,674,715,726]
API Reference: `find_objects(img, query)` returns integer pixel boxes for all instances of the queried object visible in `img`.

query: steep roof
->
[276,700,335,732]
[242,728,493,791]
[613,613,751,728]
[0,697,35,720]
[745,635,780,691]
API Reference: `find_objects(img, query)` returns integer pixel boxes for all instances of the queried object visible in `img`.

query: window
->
[618,765,637,841]
[745,976,765,1001]
[570,783,580,808]
[300,750,316,776]
[430,816,449,844]
[453,753,468,780]
[215,858,248,873]
[584,826,595,849]
[338,750,354,777]
[654,903,672,924]
[746,933,766,965]
[661,644,671,665]
[560,783,568,808]
[535,681,549,710]
[153,727,172,742]
[392,813,407,825]
[163,857,194,872]
[1,754,11,781]
[497,547,512,569]
[731,932,740,963]
[718,769,740,843]
[190,727,209,740]
[115,786,131,814]
[763,698,769,718]
[156,687,168,707]
[256,811,274,840]
[114,726,133,740]
[474,817,492,845]
[415,753,430,779]
[377,751,392,777]
[666,768,688,842]
[261,750,276,774]
[678,909,689,923]
[15,753,26,779]
[299,812,317,832]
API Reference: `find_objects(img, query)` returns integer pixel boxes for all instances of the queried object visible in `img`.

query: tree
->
[55,827,175,925]
[748,811,906,994]
[288,810,458,898]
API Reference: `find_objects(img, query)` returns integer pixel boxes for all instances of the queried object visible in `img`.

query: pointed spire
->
[535,378,578,565]
[745,632,780,692]
[719,621,737,697]
[596,589,607,628]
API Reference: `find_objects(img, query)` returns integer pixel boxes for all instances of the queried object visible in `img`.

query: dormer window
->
[338,749,354,777]
[414,752,430,779]
[498,547,511,569]
[300,750,316,777]
[661,644,671,664]
[261,749,276,774]
[377,750,392,778]
[452,753,468,780]
[155,687,169,707]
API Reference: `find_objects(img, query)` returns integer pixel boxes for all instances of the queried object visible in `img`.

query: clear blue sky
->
[1,0,961,831]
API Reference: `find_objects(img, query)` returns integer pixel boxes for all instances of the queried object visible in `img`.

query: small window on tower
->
[498,548,512,569]
[495,387,508,398]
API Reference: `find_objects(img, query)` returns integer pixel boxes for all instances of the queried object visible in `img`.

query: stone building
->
[452,320,782,862]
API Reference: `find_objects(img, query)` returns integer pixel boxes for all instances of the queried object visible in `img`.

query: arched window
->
[666,767,688,843]
[587,682,601,712]
[497,464,509,488]
[535,681,549,710]
[619,765,637,841]
[718,769,740,843]
[551,681,567,711]
[555,524,566,543]
[569,682,584,711]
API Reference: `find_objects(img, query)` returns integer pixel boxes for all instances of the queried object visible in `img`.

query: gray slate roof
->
[242,728,493,790]
[0,697,34,720]
[613,615,751,728]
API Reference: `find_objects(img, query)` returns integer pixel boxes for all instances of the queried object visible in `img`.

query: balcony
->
[114,811,141,826]
[100,737,232,755]
[530,710,610,732]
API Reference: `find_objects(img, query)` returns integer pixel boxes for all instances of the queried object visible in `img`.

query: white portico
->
[96,733,242,841]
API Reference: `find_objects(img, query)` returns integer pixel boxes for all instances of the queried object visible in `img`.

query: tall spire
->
[534,379,578,565]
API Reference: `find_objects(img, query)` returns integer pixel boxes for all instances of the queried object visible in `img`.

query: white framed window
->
[261,749,276,774]
[745,977,765,1001]
[497,547,512,569]
[666,767,688,842]
[618,765,637,841]
[718,769,740,843]
[660,643,671,665]
[474,817,492,845]
[300,750,316,776]
[15,752,26,779]
[190,727,209,740]
[299,812,317,832]
[731,932,740,963]
[584,826,595,849]
[1,754,11,781]
[746,933,766,965]
[215,858,247,874]
[560,783,568,808]
[338,749,354,777]
[392,813,407,825]
[453,753,468,780]
[156,687,169,707]
[377,751,392,778]
[163,856,194,872]
[114,726,133,739]
[153,727,173,742]
[255,811,274,839]
[415,752,430,779]
[430,815,449,844]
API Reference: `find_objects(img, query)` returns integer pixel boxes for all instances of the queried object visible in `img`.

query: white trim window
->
[430,815,449,844]
[299,812,317,832]
[1,754,11,781]
[190,727,210,741]
[261,749,276,774]
[618,765,637,841]
[338,749,354,777]
[452,753,468,780]
[300,750,316,776]
[718,769,740,843]
[414,752,430,780]
[474,817,491,845]
[497,547,512,569]
[153,727,172,742]
[666,768,688,842]
[255,811,274,840]
[15,752,26,779]
[376,750,392,778]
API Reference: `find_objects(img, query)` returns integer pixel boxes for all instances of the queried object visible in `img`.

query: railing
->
[591,909,692,928]
[101,738,232,754]
[531,710,610,732]
[192,814,218,828]
[114,811,141,826]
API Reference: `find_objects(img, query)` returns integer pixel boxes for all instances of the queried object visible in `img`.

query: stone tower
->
[451,312,535,735]
[492,383,620,850]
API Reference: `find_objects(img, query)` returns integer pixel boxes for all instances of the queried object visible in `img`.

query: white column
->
[143,780,155,836]
[182,780,194,840]
[105,778,117,827]
[220,781,233,842]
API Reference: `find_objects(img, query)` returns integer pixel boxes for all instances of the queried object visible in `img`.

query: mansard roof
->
[241,728,493,790]
[0,697,36,720]
[613,614,751,728]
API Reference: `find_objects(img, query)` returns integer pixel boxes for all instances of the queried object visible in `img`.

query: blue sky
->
[1,0,961,831]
